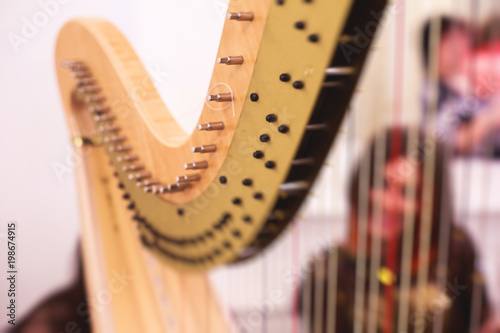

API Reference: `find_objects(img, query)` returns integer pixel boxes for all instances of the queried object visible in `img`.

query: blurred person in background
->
[300,127,496,332]
[422,17,500,157]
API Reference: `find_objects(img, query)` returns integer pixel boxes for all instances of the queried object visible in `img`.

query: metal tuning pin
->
[72,70,91,79]
[143,186,154,193]
[325,67,355,76]
[88,106,110,114]
[217,56,244,65]
[98,124,120,133]
[279,181,310,195]
[176,174,201,183]
[109,145,131,153]
[93,114,115,122]
[76,78,96,86]
[78,85,101,94]
[61,60,83,68]
[85,95,106,103]
[104,135,126,143]
[116,154,138,163]
[227,12,254,21]
[122,164,144,172]
[198,122,224,131]
[128,172,152,181]
[207,93,232,102]
[338,35,358,44]
[192,144,217,153]
[184,161,208,170]
[291,158,315,166]
[305,124,329,131]
[323,81,343,88]
[136,179,160,187]
[144,185,164,194]
[166,183,191,192]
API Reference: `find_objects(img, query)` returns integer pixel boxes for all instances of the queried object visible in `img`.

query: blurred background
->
[1,0,500,331]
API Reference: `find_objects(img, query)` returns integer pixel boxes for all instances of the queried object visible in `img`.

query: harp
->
[53,0,498,332]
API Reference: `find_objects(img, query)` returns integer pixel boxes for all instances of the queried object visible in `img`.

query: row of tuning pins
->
[159,11,255,192]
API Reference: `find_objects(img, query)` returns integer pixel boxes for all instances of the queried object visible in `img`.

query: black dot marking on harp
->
[260,134,270,142]
[177,208,184,216]
[253,150,264,159]
[265,161,276,169]
[279,73,291,82]
[219,176,227,184]
[232,197,242,205]
[223,241,232,249]
[266,114,277,122]
[276,0,284,5]
[113,171,119,177]
[232,230,242,238]
[250,93,259,102]
[253,192,263,200]
[205,230,214,238]
[294,21,305,30]
[242,215,252,223]
[278,125,289,133]
[123,193,130,200]
[293,81,304,89]
[118,182,125,189]
[127,202,135,210]
[214,248,222,256]
[242,179,253,186]
[308,34,319,42]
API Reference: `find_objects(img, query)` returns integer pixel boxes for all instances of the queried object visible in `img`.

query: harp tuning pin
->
[207,93,232,102]
[325,67,355,76]
[227,12,254,21]
[198,122,224,131]
[108,145,131,153]
[104,135,126,143]
[217,56,244,65]
[291,158,315,166]
[72,70,91,79]
[305,124,329,131]
[184,161,208,170]
[116,154,138,163]
[136,179,160,187]
[279,181,310,195]
[85,95,106,103]
[176,174,201,183]
[128,172,152,181]
[76,78,96,86]
[93,114,115,122]
[98,124,121,133]
[88,106,110,114]
[122,164,144,172]
[166,183,192,192]
[192,144,217,153]
[78,86,101,94]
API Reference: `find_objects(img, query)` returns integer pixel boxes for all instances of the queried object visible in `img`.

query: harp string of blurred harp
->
[45,0,500,332]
